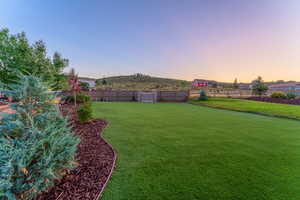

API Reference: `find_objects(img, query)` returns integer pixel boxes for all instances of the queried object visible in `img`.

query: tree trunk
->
[74,91,77,106]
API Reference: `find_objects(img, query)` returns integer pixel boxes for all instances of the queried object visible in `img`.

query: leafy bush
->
[0,75,80,200]
[286,91,297,99]
[198,89,208,101]
[80,82,90,91]
[77,101,93,123]
[271,91,287,99]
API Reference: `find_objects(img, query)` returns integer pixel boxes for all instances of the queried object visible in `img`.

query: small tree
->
[102,79,107,85]
[233,78,238,89]
[0,28,69,89]
[68,68,80,106]
[198,89,208,101]
[252,76,268,96]
[51,52,69,90]
[0,75,79,200]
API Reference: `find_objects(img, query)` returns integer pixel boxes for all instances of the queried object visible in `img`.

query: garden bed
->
[35,105,116,200]
[246,96,300,105]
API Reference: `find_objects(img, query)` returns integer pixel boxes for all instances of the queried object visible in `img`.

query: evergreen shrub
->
[286,91,296,99]
[77,101,93,123]
[0,75,80,200]
[198,89,208,101]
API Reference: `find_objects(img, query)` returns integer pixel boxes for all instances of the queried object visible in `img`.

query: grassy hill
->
[95,74,191,90]
[94,73,242,90]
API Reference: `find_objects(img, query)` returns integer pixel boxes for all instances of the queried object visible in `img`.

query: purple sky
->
[1,0,300,82]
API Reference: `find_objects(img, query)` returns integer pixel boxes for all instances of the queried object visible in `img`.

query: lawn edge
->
[96,123,118,200]
[188,101,300,122]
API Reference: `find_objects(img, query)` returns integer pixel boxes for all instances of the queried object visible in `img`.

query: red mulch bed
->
[246,96,300,105]
[35,105,116,200]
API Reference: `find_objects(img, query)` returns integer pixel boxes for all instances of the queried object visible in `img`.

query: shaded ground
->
[94,102,300,200]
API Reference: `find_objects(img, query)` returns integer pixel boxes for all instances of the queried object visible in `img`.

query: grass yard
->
[190,98,300,120]
[93,102,300,200]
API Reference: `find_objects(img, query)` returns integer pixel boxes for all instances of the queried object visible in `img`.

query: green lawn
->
[190,98,300,120]
[93,102,300,200]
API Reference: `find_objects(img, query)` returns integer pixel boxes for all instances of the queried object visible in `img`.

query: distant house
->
[268,83,300,96]
[192,79,209,87]
[78,77,97,88]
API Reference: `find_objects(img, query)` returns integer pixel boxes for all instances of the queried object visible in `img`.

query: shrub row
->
[271,91,296,99]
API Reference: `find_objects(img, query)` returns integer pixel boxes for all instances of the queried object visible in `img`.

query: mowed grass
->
[93,102,300,200]
[190,98,300,120]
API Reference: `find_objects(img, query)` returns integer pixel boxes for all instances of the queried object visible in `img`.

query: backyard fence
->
[83,90,189,102]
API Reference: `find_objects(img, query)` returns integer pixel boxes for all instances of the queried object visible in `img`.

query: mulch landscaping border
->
[95,123,117,200]
[35,105,117,200]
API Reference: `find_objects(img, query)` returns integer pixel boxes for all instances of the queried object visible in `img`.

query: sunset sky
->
[1,0,300,82]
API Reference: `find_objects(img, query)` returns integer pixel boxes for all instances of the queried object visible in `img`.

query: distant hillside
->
[94,73,256,90]
[95,74,191,90]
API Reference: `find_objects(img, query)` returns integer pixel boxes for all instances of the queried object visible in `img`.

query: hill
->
[95,73,191,90]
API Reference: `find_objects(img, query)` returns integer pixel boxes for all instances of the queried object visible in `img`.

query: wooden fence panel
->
[83,90,189,102]
[159,91,189,102]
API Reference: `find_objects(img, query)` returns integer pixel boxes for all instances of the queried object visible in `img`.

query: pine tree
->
[233,78,238,89]
[0,75,80,200]
[102,79,107,85]
[198,89,208,101]
[252,76,268,96]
